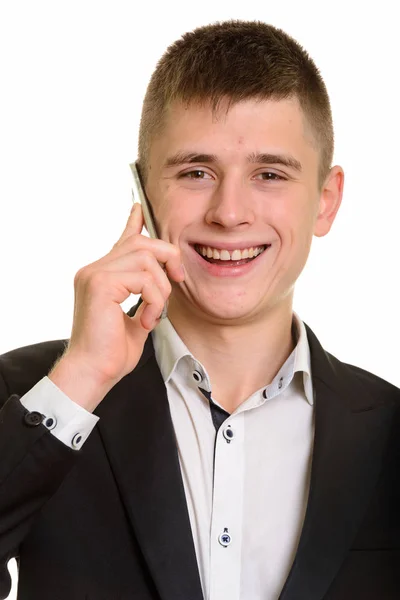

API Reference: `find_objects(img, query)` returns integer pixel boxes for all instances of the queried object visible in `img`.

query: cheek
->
[265,197,317,250]
[154,190,198,243]
[151,185,174,240]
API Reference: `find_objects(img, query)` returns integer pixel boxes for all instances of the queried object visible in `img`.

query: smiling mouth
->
[194,244,270,265]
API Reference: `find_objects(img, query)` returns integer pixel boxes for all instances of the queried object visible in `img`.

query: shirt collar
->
[292,312,314,405]
[152,312,313,405]
[152,317,192,384]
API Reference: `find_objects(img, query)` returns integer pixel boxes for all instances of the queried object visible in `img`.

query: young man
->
[0,20,399,600]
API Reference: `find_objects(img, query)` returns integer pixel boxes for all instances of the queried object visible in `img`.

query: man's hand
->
[49,204,184,412]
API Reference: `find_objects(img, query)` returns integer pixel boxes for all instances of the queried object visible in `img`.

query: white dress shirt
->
[20,313,314,600]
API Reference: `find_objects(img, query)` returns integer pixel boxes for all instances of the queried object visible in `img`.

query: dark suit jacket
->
[0,315,400,600]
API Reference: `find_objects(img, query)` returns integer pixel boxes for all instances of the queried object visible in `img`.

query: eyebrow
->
[163,151,302,172]
[164,152,218,167]
[248,152,302,173]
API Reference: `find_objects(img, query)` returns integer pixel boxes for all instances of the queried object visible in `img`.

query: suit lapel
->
[95,335,203,600]
[280,325,395,600]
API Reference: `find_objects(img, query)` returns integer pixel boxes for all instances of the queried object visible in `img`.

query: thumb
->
[115,203,144,247]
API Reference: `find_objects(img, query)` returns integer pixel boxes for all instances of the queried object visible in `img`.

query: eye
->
[255,172,286,181]
[180,169,212,180]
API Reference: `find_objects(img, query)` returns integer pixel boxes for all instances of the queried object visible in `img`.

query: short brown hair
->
[138,20,334,186]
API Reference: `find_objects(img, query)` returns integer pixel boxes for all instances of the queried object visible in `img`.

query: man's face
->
[145,97,341,323]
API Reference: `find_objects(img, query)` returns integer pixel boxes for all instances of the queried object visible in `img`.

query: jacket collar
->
[279,324,397,599]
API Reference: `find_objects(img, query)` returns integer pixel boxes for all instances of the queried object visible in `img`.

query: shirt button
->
[44,416,57,430]
[192,370,203,384]
[278,377,283,389]
[262,389,268,399]
[23,411,44,427]
[71,433,83,449]
[218,528,232,547]
[223,425,234,443]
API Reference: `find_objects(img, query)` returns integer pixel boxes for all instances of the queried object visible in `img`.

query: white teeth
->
[196,245,267,261]
[220,249,230,260]
[231,249,241,260]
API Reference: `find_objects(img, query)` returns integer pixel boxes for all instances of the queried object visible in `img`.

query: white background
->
[1,1,399,597]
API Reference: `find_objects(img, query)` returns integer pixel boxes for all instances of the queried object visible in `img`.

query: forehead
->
[150,97,318,165]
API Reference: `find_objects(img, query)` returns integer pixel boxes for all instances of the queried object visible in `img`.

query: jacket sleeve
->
[0,370,80,598]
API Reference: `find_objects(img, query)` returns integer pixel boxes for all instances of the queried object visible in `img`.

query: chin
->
[172,282,279,323]
[195,297,265,323]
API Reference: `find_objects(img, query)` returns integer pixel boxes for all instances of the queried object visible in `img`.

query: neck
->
[167,294,295,413]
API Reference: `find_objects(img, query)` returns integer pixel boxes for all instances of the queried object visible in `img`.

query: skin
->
[144,97,344,410]
[50,97,343,414]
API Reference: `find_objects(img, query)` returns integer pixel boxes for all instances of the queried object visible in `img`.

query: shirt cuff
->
[19,376,99,450]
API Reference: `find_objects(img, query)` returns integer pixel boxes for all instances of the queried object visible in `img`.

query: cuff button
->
[44,416,57,430]
[23,411,44,427]
[71,433,83,449]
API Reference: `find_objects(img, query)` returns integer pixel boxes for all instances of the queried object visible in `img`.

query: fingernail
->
[131,203,137,213]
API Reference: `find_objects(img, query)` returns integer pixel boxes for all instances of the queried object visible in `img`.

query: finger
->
[136,280,166,330]
[111,235,185,283]
[125,300,161,338]
[114,203,144,248]
[115,271,165,329]
[100,250,173,300]
[85,270,166,313]
[137,300,164,331]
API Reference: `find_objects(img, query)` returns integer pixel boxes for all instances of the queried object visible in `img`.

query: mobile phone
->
[129,162,159,238]
[129,161,168,319]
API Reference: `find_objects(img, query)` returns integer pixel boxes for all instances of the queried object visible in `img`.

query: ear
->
[314,166,344,237]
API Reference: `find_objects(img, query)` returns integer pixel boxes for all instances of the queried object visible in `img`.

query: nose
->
[205,174,254,229]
